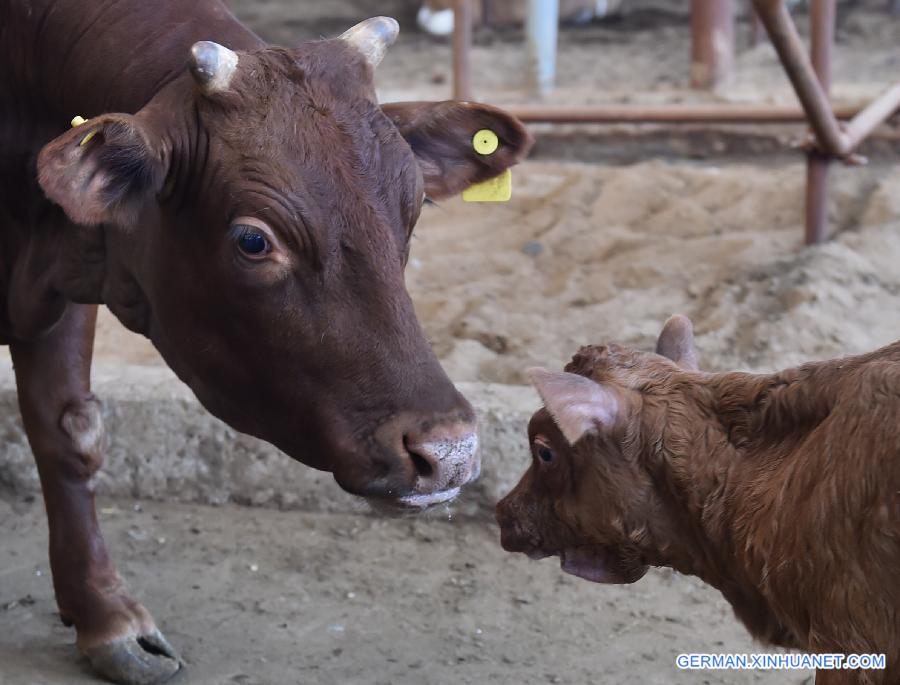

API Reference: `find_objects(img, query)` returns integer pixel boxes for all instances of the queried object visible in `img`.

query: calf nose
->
[495,496,540,554]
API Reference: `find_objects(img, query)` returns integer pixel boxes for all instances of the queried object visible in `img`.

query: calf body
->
[497,317,900,684]
[1,1,530,682]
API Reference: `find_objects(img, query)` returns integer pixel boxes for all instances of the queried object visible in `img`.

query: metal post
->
[526,0,559,97]
[752,0,847,154]
[691,0,735,89]
[805,0,836,245]
[843,83,900,150]
[452,0,473,101]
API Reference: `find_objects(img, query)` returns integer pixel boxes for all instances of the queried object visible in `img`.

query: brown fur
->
[1,1,531,680]
[497,317,900,685]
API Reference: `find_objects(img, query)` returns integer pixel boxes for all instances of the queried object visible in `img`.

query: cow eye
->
[537,445,554,463]
[236,227,270,257]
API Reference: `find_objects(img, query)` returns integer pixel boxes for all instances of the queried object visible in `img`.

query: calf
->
[497,316,899,685]
[1,1,530,683]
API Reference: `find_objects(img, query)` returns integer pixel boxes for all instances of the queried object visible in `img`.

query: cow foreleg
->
[11,303,182,685]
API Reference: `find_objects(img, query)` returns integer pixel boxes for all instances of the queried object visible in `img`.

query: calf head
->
[37,18,532,508]
[496,315,700,582]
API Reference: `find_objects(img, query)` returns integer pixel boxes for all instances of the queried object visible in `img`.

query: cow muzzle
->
[398,426,480,508]
[364,412,481,510]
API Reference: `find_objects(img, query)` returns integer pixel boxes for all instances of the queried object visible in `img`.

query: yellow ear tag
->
[462,169,512,202]
[472,128,499,155]
[70,115,97,146]
[462,128,512,203]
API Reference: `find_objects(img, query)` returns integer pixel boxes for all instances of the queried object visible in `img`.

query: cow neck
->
[631,376,793,643]
[651,346,900,581]
[636,385,736,579]
[637,375,771,569]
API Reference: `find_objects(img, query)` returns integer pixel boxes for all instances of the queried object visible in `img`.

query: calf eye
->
[537,445,554,463]
[236,227,270,257]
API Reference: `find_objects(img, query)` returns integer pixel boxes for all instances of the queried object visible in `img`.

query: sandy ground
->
[0,495,814,685]
[413,159,900,383]
[2,2,899,684]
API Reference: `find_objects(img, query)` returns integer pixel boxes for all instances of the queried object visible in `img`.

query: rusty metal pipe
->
[502,103,866,124]
[452,0,473,101]
[752,0,849,156]
[843,82,900,151]
[805,0,836,245]
[805,153,830,244]
[691,0,735,89]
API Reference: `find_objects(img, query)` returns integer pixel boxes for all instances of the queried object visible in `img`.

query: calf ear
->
[655,314,699,371]
[526,368,622,445]
[382,101,532,200]
[37,113,166,228]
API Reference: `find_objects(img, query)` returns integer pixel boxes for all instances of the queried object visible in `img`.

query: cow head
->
[36,18,532,508]
[495,315,701,582]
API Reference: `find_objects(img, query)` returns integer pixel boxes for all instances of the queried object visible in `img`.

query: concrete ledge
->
[0,364,535,517]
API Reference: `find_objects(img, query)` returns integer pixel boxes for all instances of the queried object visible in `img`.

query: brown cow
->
[0,1,530,682]
[496,316,900,685]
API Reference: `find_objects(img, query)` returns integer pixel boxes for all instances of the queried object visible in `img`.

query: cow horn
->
[340,17,399,68]
[189,41,239,93]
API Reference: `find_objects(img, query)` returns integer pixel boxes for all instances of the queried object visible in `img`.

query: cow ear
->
[382,101,532,200]
[526,368,623,445]
[655,314,699,371]
[37,113,167,228]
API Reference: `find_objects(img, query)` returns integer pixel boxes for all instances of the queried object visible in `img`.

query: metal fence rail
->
[449,0,900,244]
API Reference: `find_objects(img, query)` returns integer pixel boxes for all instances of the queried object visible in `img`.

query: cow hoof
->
[84,628,183,685]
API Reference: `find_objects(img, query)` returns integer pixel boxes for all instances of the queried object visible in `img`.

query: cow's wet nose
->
[405,426,480,486]
[380,416,481,507]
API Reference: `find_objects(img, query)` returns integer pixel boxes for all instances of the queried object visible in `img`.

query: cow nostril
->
[410,452,434,478]
[404,437,435,479]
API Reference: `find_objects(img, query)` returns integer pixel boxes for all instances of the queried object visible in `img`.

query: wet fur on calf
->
[497,317,900,684]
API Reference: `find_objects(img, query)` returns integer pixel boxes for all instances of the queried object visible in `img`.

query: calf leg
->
[11,303,181,685]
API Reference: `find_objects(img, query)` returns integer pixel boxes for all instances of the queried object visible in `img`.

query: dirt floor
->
[0,495,814,685]
[2,2,899,685]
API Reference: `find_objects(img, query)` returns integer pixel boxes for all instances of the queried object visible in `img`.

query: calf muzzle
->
[495,495,547,555]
